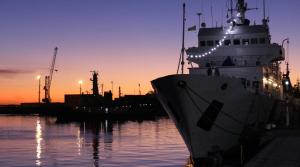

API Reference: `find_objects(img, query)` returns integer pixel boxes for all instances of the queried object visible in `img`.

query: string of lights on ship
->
[188,13,241,59]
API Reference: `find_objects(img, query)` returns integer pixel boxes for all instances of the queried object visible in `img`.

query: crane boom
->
[49,47,58,90]
[43,47,58,103]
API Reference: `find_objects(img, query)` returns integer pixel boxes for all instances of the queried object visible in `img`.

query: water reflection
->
[35,118,43,166]
[185,157,194,167]
[78,120,113,167]
[92,122,99,167]
[0,116,189,167]
[76,129,84,155]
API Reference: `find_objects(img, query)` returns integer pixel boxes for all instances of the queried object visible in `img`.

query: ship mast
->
[230,0,233,18]
[236,0,247,24]
[262,0,268,26]
[177,3,186,74]
[233,0,258,25]
[181,3,186,74]
[263,0,266,20]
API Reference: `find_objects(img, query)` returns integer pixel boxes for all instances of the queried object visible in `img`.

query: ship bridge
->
[186,24,284,68]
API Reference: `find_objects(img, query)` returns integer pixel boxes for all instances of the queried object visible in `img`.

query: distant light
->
[36,75,41,80]
[78,80,83,84]
[285,81,289,85]
[263,77,267,82]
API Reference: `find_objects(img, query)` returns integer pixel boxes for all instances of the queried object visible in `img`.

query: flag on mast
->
[188,25,196,31]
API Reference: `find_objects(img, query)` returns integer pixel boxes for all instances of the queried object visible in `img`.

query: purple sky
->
[0,0,299,104]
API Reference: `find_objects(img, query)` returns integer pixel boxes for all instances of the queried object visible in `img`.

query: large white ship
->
[152,0,286,166]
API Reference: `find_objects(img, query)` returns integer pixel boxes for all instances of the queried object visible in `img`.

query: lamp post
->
[138,83,141,95]
[36,75,41,103]
[78,80,83,94]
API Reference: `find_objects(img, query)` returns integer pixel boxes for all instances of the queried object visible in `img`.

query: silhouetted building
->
[104,91,113,107]
[114,93,159,108]
[64,94,103,109]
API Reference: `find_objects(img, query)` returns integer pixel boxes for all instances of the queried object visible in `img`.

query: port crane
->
[42,47,58,103]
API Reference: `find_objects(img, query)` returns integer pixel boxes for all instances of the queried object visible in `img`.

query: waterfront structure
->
[42,47,58,103]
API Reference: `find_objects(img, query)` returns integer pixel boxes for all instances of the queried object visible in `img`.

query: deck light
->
[285,81,289,85]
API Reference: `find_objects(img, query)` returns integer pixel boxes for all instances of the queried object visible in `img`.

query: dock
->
[245,129,300,167]
[244,102,300,167]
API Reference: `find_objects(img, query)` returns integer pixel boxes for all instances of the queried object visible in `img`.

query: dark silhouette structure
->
[43,47,58,103]
[90,71,99,95]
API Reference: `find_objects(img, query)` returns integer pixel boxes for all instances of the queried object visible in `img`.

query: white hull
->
[152,74,278,159]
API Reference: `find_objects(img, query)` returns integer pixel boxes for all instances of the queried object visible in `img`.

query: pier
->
[245,129,300,167]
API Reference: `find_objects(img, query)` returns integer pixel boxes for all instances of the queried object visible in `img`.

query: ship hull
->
[151,74,277,160]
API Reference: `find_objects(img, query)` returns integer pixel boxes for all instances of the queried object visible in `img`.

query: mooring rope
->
[183,84,241,136]
[185,83,245,126]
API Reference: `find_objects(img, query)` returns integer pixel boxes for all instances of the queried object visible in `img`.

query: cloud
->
[0,69,34,78]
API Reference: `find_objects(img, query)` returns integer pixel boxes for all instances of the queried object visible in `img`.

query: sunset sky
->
[0,0,299,104]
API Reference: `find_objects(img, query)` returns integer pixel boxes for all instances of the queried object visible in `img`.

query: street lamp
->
[78,80,83,94]
[36,75,41,103]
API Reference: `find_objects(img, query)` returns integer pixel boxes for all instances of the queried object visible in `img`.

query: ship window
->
[215,40,220,45]
[207,40,214,46]
[224,40,231,46]
[259,38,266,44]
[200,41,206,47]
[242,39,250,45]
[233,39,240,45]
[251,38,258,44]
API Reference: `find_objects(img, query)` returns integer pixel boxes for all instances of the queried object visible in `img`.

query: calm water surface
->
[0,115,190,167]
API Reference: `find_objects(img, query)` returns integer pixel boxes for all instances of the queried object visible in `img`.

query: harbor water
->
[0,115,190,167]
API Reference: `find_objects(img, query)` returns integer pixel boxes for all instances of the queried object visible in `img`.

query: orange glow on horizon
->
[0,46,179,104]
[1,52,300,105]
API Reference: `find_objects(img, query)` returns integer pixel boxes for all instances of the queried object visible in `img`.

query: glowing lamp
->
[285,81,289,85]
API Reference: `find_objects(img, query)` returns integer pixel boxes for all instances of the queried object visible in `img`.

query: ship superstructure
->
[186,0,284,98]
[151,0,286,166]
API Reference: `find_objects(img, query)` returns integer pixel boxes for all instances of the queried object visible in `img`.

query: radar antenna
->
[228,0,257,25]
